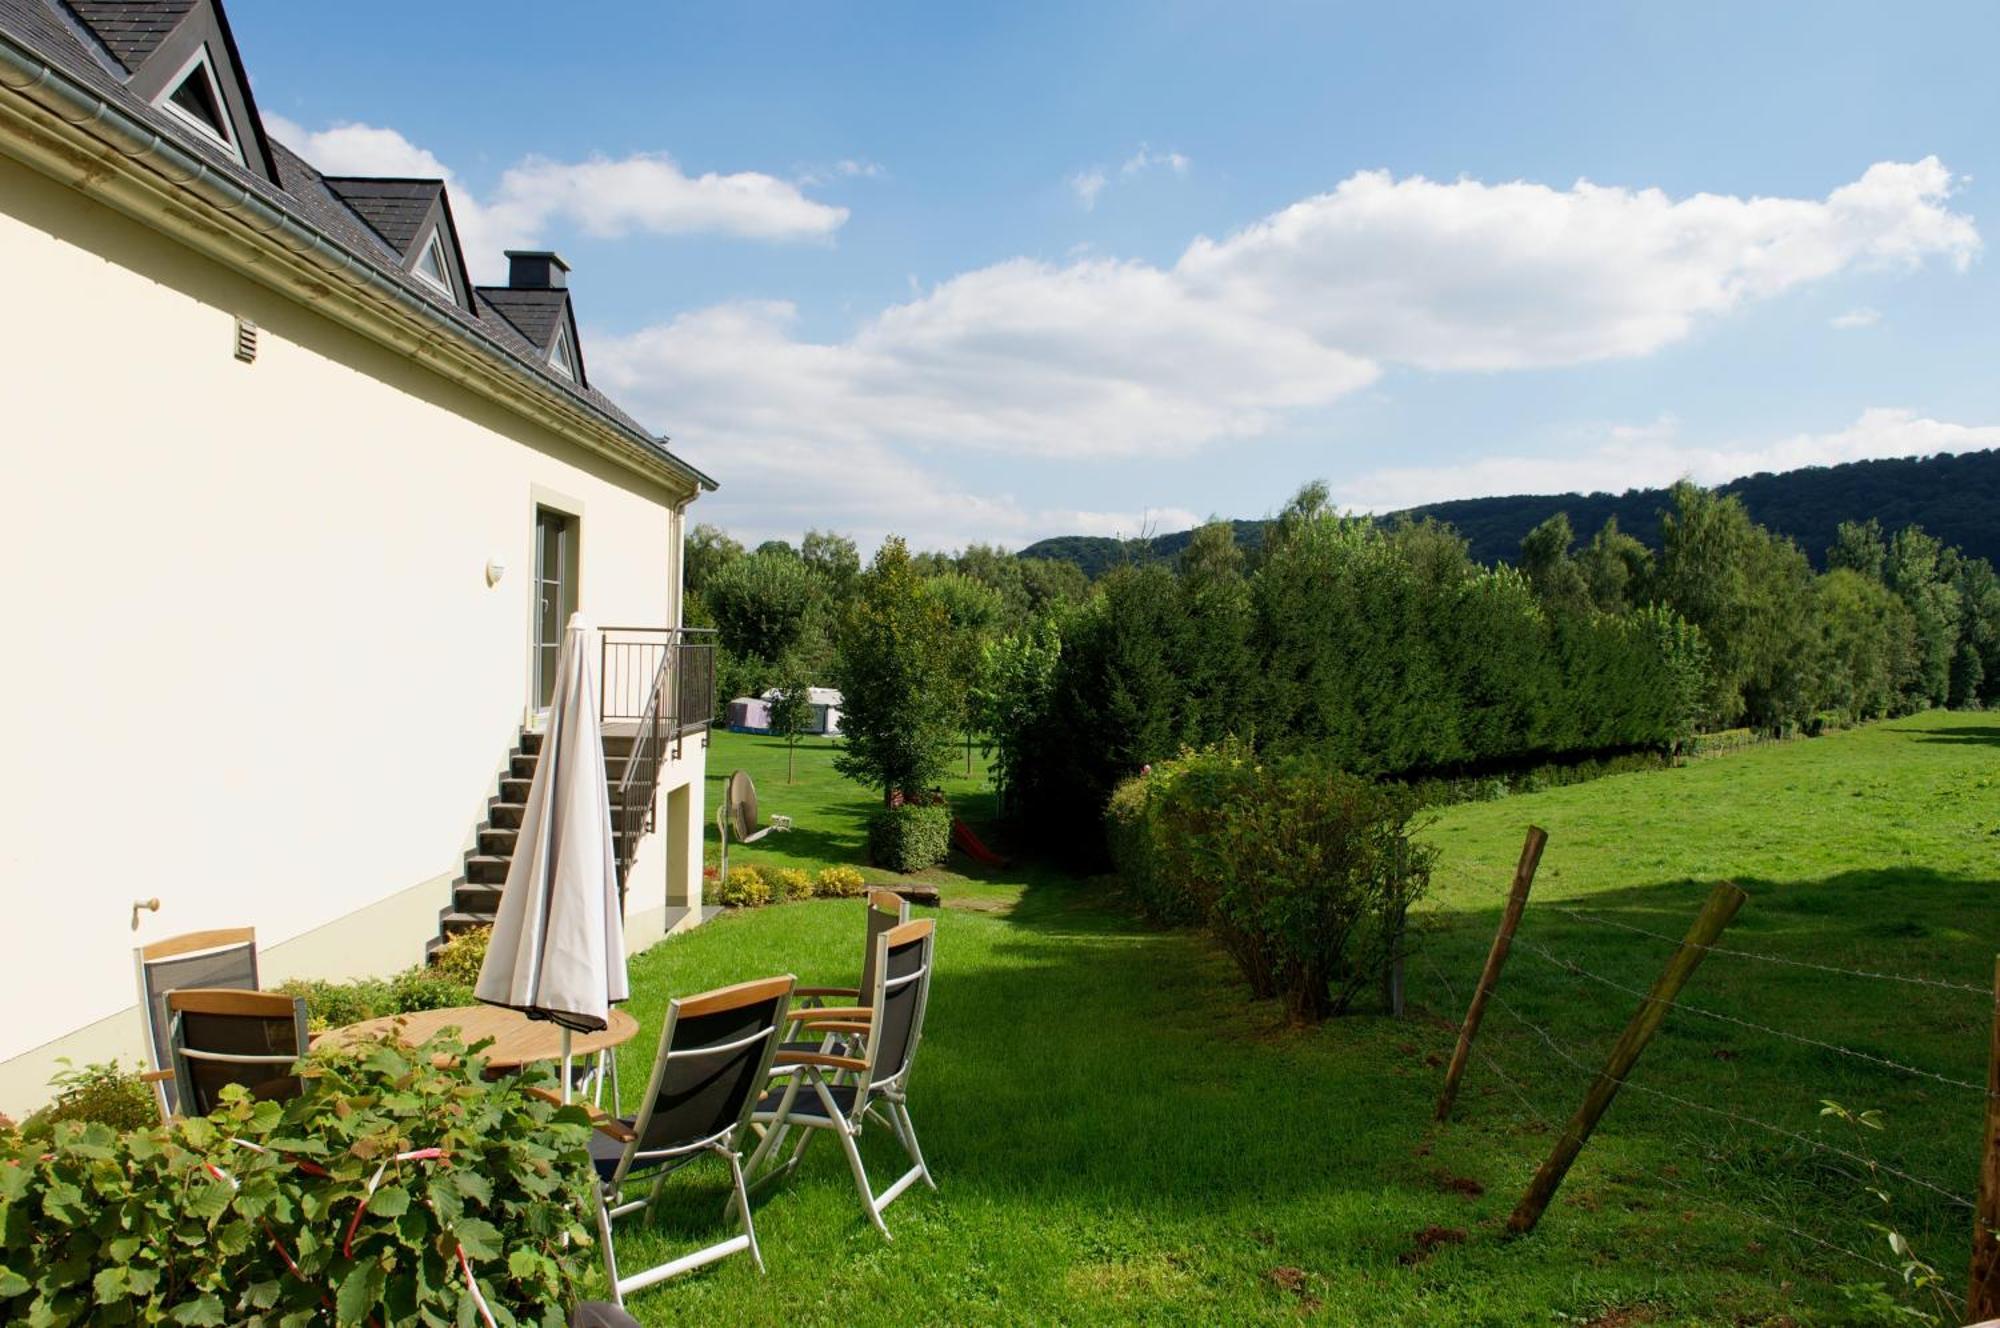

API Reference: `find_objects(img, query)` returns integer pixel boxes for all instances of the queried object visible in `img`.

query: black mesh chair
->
[569,974,795,1306]
[777,888,910,1063]
[133,928,260,1117]
[162,988,309,1117]
[745,918,937,1239]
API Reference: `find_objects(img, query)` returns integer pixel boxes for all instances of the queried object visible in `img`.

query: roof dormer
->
[476,251,587,388]
[320,177,475,311]
[70,0,279,183]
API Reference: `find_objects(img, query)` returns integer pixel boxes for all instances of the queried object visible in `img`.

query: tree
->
[684,523,744,597]
[1576,516,1651,613]
[765,656,815,783]
[973,617,1062,815]
[1178,520,1257,747]
[831,537,963,803]
[1884,525,1962,709]
[754,538,799,560]
[801,529,860,596]
[704,550,818,668]
[1827,518,1887,581]
[1518,513,1590,613]
[924,572,1008,772]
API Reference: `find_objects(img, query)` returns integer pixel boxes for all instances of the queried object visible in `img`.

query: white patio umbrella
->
[475,613,629,1100]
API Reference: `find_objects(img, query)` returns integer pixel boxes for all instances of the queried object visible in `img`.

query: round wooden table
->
[317,1005,640,1072]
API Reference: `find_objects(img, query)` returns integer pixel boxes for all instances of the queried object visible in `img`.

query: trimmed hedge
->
[0,1029,593,1326]
[1111,745,1434,1021]
[868,803,951,873]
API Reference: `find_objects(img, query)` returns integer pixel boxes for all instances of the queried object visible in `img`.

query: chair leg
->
[894,1101,937,1192]
[833,1119,890,1240]
[724,1148,765,1274]
[594,1183,624,1308]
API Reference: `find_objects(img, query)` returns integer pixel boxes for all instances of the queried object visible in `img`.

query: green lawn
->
[597,714,2000,1326]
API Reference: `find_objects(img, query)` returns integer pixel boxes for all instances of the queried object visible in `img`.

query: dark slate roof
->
[478,287,568,351]
[320,177,440,254]
[0,0,709,488]
[63,0,191,73]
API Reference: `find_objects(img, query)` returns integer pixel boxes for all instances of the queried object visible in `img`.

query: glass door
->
[533,507,578,711]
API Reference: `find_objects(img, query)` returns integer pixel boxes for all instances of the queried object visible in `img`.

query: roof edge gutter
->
[0,25,716,496]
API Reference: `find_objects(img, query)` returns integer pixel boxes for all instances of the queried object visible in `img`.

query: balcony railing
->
[599,627,716,892]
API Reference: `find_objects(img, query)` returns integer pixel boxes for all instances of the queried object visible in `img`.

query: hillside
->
[1018,448,2000,575]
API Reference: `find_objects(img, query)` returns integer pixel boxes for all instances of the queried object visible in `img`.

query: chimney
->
[505,250,569,290]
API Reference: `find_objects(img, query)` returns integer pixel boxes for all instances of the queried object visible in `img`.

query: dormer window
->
[156,47,240,164]
[548,325,576,380]
[412,229,453,298]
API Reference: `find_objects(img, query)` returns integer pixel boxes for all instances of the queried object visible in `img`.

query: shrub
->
[1128,745,1435,1021]
[17,1059,157,1140]
[717,865,772,907]
[770,867,814,901]
[0,1030,594,1325]
[1106,767,1199,925]
[816,865,867,898]
[428,924,492,986]
[868,802,951,873]
[389,966,475,1013]
[275,974,394,1033]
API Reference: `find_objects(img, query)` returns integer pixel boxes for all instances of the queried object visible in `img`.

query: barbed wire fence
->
[1425,827,1999,1326]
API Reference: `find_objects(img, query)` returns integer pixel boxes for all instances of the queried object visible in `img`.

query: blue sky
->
[235,1,2000,550]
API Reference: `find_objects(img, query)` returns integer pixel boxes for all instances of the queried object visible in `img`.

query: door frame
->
[530,501,581,719]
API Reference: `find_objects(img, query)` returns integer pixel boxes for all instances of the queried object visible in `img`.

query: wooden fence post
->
[1507,880,1747,1235]
[1966,954,2000,1319]
[1434,826,1548,1122]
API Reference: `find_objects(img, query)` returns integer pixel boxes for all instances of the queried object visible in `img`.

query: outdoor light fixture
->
[486,556,507,587]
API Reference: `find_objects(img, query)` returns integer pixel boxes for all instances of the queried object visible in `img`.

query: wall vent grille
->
[234,317,257,363]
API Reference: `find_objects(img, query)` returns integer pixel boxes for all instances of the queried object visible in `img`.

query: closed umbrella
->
[476,613,628,1099]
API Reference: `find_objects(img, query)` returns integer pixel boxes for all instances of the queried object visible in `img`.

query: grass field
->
[599,713,2000,1326]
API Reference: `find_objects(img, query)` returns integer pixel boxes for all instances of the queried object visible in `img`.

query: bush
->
[389,966,475,1013]
[770,867,814,901]
[717,865,772,907]
[868,802,952,873]
[17,1059,157,1140]
[0,1029,594,1325]
[428,925,492,986]
[1106,767,1199,925]
[275,975,394,1033]
[816,865,868,898]
[1123,745,1435,1021]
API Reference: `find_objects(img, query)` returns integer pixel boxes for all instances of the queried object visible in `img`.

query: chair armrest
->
[775,1050,868,1074]
[799,1020,872,1036]
[526,1086,636,1143]
[793,986,860,1000]
[140,1068,174,1084]
[788,1004,869,1024]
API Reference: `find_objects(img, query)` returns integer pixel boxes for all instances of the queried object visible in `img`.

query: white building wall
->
[0,153,704,1113]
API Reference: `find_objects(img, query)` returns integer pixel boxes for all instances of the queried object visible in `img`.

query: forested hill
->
[1017,448,2000,575]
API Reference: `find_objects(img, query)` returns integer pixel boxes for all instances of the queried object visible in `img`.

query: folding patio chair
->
[745,918,937,1239]
[159,988,310,1117]
[715,770,791,882]
[133,928,260,1117]
[777,887,909,1064]
[562,974,795,1306]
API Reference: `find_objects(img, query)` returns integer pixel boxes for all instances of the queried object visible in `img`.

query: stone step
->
[454,882,503,914]
[439,910,493,937]
[465,854,510,884]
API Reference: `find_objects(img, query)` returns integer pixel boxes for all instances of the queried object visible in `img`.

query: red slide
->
[952,818,1011,868]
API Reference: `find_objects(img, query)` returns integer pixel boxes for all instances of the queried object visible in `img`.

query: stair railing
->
[602,628,717,894]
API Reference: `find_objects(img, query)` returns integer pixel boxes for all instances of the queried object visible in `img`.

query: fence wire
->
[1426,902,1984,1320]
[1547,904,1995,998]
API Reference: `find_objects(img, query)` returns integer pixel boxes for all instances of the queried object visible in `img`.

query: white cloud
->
[1831,306,1882,329]
[1069,143,1191,210]
[262,117,847,281]
[1335,408,2000,512]
[1177,158,1976,371]
[1069,167,1108,211]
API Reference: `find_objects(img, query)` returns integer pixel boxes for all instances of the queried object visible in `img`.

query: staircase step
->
[489,801,526,828]
[499,777,533,802]
[520,731,543,755]
[478,827,517,856]
[454,883,503,913]
[439,910,492,937]
[510,752,539,778]
[466,854,510,884]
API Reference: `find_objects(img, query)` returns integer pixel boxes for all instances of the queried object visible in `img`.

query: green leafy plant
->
[0,1029,594,1325]
[1819,1100,1952,1325]
[428,925,493,987]
[717,865,771,907]
[770,867,814,901]
[17,1059,157,1140]
[868,802,951,874]
[815,865,867,898]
